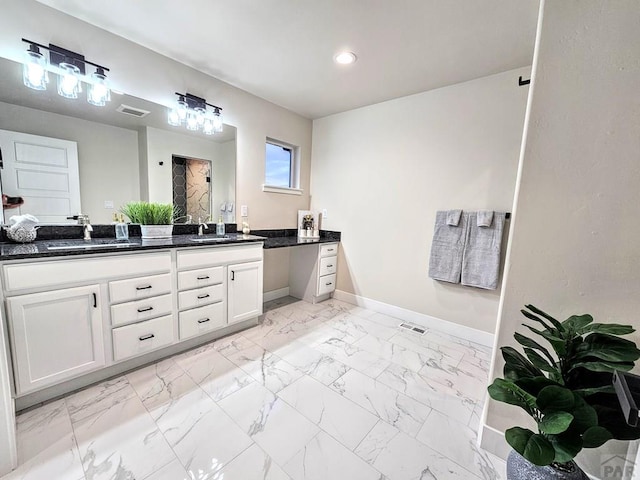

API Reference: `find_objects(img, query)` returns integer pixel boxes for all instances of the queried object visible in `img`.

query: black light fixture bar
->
[21,38,110,74]
[175,92,222,112]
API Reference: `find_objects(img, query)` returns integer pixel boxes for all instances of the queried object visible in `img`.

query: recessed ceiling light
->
[334,51,357,65]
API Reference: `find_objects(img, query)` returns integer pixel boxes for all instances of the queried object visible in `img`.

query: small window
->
[265,138,299,191]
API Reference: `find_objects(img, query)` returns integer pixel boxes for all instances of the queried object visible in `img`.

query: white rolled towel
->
[477,210,494,227]
[446,209,463,226]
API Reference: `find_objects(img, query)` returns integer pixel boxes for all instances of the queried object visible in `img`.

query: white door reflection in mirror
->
[0,129,81,224]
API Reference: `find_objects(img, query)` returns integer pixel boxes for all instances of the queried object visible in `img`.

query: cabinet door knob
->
[137,306,153,313]
[139,334,155,341]
[197,275,210,280]
[197,318,211,324]
[136,285,153,291]
[197,294,210,299]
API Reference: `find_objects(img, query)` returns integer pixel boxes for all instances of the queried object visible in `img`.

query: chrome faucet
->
[67,214,92,240]
[198,217,208,236]
[83,223,93,241]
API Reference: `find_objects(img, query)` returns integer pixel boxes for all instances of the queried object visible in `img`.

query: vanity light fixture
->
[334,51,357,65]
[21,38,111,106]
[168,92,223,135]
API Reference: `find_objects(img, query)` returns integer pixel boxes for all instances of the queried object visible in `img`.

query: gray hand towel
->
[477,210,494,227]
[446,209,463,226]
[428,211,468,284]
[461,212,505,290]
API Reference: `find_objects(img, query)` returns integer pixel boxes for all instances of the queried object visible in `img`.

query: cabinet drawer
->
[112,315,174,362]
[179,302,226,340]
[110,293,173,327]
[317,273,336,296]
[3,252,171,292]
[178,284,224,310]
[320,243,339,258]
[319,256,337,276]
[178,266,224,291]
[177,244,263,270]
[109,273,172,304]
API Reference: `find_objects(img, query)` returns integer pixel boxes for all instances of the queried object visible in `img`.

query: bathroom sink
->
[190,236,231,243]
[46,242,137,251]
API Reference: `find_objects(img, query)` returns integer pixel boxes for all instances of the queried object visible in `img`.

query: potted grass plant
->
[120,201,174,239]
[488,305,640,479]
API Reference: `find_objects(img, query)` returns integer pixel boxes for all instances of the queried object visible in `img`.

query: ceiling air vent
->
[116,104,150,118]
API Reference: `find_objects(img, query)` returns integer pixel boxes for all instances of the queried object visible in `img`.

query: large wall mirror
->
[0,56,236,225]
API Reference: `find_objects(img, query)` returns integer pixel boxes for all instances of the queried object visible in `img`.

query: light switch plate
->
[322,209,328,219]
[241,205,248,217]
[104,200,114,209]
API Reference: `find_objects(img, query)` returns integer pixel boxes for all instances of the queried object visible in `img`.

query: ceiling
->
[34,0,540,119]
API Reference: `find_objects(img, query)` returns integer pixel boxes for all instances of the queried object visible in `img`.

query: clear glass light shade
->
[186,111,198,131]
[87,70,111,106]
[195,107,206,126]
[213,112,223,133]
[23,50,48,90]
[177,98,188,120]
[168,108,182,126]
[57,63,82,99]
[203,116,214,135]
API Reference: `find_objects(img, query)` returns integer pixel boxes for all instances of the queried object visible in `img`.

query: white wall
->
[311,68,529,333]
[0,0,312,229]
[483,1,640,476]
[0,101,139,224]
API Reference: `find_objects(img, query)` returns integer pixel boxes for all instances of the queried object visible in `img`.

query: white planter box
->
[140,225,173,239]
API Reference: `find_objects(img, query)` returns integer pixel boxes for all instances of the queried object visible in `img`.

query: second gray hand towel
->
[428,210,468,284]
[461,212,505,290]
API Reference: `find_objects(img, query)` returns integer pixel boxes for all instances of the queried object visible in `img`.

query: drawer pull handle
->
[327,264,334,268]
[136,285,153,291]
[137,306,153,313]
[139,334,155,341]
[198,318,211,324]
[327,248,334,252]
[197,294,210,299]
[197,275,210,280]
[231,271,235,281]
[92,292,97,308]
[326,282,333,286]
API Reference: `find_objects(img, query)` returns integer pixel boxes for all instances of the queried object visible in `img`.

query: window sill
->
[262,185,303,196]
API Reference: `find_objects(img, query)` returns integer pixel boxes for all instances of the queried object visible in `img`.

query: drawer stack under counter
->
[177,265,226,339]
[109,266,174,362]
[289,241,339,304]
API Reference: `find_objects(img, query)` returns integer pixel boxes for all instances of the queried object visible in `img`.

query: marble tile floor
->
[3,297,507,480]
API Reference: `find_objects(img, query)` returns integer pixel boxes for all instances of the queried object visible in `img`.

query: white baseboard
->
[263,287,290,303]
[333,289,494,347]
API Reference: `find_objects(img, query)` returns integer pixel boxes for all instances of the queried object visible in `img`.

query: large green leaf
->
[539,412,574,434]
[516,377,560,396]
[524,348,558,373]
[582,323,635,336]
[573,385,615,397]
[569,361,634,373]
[575,334,640,363]
[502,347,543,381]
[487,378,537,414]
[522,324,567,356]
[569,403,598,434]
[537,385,575,412]
[547,431,583,464]
[562,314,593,334]
[525,305,566,333]
[506,427,556,466]
[514,332,556,364]
[582,426,613,448]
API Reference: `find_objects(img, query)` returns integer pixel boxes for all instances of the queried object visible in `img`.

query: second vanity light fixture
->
[21,38,111,106]
[168,92,223,135]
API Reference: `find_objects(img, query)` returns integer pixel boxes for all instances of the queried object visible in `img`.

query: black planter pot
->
[507,451,589,480]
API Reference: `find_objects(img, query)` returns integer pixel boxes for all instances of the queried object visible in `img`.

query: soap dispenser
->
[216,216,225,235]
[115,213,129,240]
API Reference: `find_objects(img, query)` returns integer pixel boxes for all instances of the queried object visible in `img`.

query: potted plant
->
[488,304,640,479]
[120,201,174,239]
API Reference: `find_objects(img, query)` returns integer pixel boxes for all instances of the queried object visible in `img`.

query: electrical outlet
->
[241,205,248,217]
[322,209,328,219]
[104,200,114,209]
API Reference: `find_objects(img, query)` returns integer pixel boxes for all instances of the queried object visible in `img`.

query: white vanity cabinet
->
[6,284,105,395]
[176,243,263,337]
[289,242,339,303]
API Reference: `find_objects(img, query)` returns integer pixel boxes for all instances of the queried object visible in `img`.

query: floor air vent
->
[398,322,426,335]
[116,104,150,118]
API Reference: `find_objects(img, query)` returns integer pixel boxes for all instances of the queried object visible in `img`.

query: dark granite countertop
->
[0,228,341,260]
